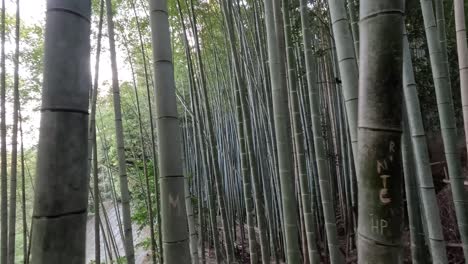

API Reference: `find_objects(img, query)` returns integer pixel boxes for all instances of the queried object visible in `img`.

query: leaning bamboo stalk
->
[89,1,104,263]
[401,121,430,264]
[19,112,27,264]
[419,0,468,257]
[402,29,448,263]
[7,0,20,262]
[105,0,136,262]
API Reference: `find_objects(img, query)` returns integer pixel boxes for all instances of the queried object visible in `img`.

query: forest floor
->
[85,202,153,264]
[339,184,467,264]
[84,185,467,264]
[435,186,467,264]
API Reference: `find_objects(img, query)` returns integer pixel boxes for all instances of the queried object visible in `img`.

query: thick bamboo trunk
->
[149,0,191,262]
[357,0,405,262]
[31,1,91,262]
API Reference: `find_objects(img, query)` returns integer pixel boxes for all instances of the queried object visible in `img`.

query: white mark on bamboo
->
[377,160,388,174]
[379,175,391,204]
[389,141,395,161]
[376,141,396,205]
[370,213,389,235]
[389,141,395,153]
[169,194,181,215]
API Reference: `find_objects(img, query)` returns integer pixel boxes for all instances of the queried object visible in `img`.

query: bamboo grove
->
[0,0,466,263]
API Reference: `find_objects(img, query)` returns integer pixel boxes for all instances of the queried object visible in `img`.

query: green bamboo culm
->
[30,0,91,262]
[419,0,468,258]
[402,28,448,263]
[285,2,320,263]
[299,2,345,263]
[357,0,405,262]
[346,0,359,60]
[297,0,320,262]
[89,1,104,264]
[220,1,270,262]
[186,1,235,261]
[434,0,449,83]
[0,0,7,261]
[327,0,360,211]
[105,0,136,262]
[327,0,359,166]
[401,121,430,264]
[149,0,191,263]
[454,0,468,258]
[455,0,468,159]
[262,0,301,262]
[7,0,20,262]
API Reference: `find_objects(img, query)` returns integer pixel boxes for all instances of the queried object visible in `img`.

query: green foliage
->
[136,237,158,253]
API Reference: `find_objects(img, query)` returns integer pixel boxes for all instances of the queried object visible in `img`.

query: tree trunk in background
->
[184,175,199,264]
[127,0,163,258]
[89,1,104,263]
[0,0,8,261]
[296,1,320,262]
[434,0,450,86]
[402,29,448,263]
[263,0,301,262]
[187,1,235,260]
[301,9,345,264]
[149,0,191,263]
[20,115,27,264]
[327,0,359,168]
[175,2,219,260]
[120,29,159,263]
[357,0,405,262]
[402,123,430,264]
[454,0,468,258]
[327,0,360,236]
[220,1,270,262]
[105,0,136,262]
[455,0,468,170]
[346,0,359,60]
[92,139,100,264]
[420,0,468,257]
[7,0,20,262]
[456,0,468,156]
[31,1,91,262]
